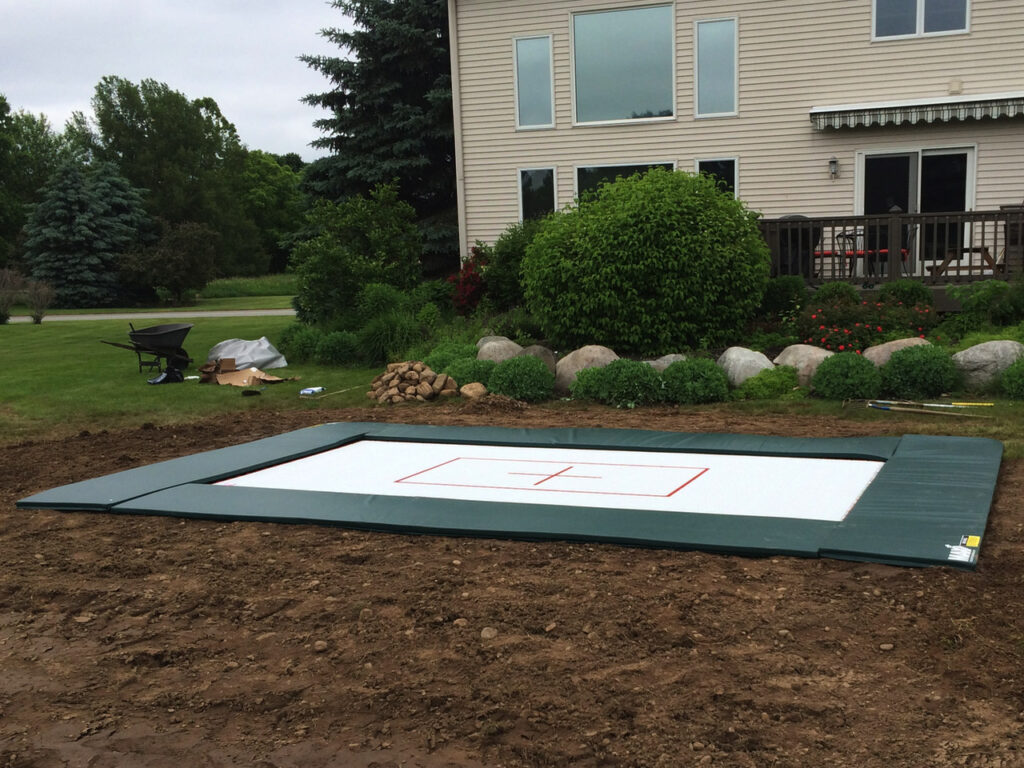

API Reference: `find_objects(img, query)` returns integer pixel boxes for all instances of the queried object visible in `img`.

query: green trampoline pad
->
[17,422,1003,569]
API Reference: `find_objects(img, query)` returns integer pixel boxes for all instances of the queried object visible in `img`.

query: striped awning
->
[810,91,1024,130]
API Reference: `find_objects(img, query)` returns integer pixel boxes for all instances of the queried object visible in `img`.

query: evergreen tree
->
[302,0,457,275]
[23,161,148,307]
[0,96,20,265]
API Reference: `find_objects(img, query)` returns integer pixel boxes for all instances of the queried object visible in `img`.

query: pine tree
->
[23,161,148,307]
[302,0,457,275]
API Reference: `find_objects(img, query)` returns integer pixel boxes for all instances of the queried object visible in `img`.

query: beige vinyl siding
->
[453,0,1024,250]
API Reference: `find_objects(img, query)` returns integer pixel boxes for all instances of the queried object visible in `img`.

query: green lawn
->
[0,315,375,443]
[9,294,295,316]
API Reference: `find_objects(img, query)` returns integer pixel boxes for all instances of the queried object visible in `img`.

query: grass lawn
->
[0,315,376,444]
[8,295,295,316]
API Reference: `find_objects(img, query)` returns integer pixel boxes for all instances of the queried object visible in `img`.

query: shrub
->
[484,219,543,311]
[570,359,664,408]
[486,307,545,346]
[487,355,555,402]
[355,283,412,323]
[448,244,487,315]
[1001,357,1024,398]
[989,281,1024,327]
[444,357,497,388]
[314,331,359,366]
[425,342,480,373]
[0,268,25,324]
[662,359,729,405]
[24,280,55,324]
[811,352,882,400]
[881,345,959,399]
[277,323,323,363]
[522,168,770,355]
[356,311,422,365]
[877,279,933,307]
[812,282,859,305]
[734,366,802,400]
[759,275,808,318]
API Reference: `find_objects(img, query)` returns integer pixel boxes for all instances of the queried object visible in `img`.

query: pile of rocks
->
[367,361,458,404]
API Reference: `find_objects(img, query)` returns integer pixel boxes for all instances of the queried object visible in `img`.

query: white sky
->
[0,0,353,161]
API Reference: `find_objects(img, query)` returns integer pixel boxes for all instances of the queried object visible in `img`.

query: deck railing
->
[759,206,1024,285]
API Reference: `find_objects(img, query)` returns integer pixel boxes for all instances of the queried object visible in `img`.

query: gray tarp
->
[206,336,287,370]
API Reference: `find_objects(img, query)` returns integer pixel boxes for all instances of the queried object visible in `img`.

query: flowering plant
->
[448,244,488,315]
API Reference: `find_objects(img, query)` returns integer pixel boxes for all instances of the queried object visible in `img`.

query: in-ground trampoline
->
[17,422,1002,569]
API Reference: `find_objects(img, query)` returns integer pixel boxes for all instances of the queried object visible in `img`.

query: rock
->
[416,381,434,399]
[432,373,450,393]
[453,618,469,628]
[879,643,895,651]
[478,338,524,363]
[716,347,773,388]
[774,344,834,387]
[645,353,687,372]
[460,382,488,399]
[518,344,557,374]
[313,640,328,653]
[477,335,511,349]
[953,340,1024,391]
[555,345,619,393]
[480,626,499,640]
[862,337,929,367]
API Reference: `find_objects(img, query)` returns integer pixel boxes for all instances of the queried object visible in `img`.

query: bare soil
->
[2,401,1023,767]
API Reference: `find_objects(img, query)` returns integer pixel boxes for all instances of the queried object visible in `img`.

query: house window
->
[576,163,675,197]
[696,158,736,196]
[696,18,737,117]
[515,36,554,129]
[520,168,556,220]
[573,5,674,124]
[874,0,968,38]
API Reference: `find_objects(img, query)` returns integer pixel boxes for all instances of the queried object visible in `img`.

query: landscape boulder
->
[952,340,1024,391]
[477,338,524,364]
[645,353,687,373]
[862,337,929,367]
[717,347,773,388]
[476,335,511,349]
[518,344,557,375]
[555,345,618,393]
[460,382,488,399]
[774,344,833,387]
[367,361,457,404]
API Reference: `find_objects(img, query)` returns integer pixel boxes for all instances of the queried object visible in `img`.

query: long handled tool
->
[867,401,992,418]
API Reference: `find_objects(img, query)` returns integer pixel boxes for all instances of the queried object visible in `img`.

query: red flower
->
[839,344,845,351]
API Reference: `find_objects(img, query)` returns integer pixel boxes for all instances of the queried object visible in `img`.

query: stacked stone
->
[367,361,458,404]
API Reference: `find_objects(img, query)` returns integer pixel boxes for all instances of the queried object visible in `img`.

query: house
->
[445,0,1024,278]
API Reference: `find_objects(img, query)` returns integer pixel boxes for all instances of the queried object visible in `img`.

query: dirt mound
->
[1,405,1021,767]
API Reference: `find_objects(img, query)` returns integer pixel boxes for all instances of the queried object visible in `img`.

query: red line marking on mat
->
[665,466,710,496]
[508,471,603,480]
[393,457,462,484]
[531,465,576,486]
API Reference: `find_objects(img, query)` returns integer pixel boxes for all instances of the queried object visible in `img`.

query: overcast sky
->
[0,0,352,161]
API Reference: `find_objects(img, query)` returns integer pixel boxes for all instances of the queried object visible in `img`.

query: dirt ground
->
[2,401,1023,768]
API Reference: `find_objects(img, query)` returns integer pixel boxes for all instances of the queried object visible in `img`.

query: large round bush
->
[662,359,729,405]
[812,352,881,400]
[522,168,770,355]
[881,345,959,399]
[444,357,497,388]
[486,355,555,402]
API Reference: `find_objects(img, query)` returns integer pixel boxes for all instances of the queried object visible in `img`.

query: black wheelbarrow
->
[101,322,194,373]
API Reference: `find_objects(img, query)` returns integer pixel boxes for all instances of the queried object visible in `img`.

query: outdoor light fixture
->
[829,156,839,179]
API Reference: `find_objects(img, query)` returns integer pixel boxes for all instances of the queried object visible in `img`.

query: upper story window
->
[695,18,737,117]
[572,5,674,124]
[874,0,968,38]
[515,36,554,129]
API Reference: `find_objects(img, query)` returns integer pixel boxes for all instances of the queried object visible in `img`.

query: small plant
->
[570,359,664,408]
[277,323,323,363]
[881,345,959,399]
[661,359,729,405]
[356,283,412,322]
[811,352,882,400]
[759,275,808,319]
[877,279,933,307]
[734,366,802,400]
[356,311,422,365]
[487,355,555,402]
[812,282,860,305]
[24,280,56,324]
[0,268,26,324]
[315,330,359,366]
[444,356,496,388]
[1000,357,1024,398]
[425,342,479,373]
[448,245,488,315]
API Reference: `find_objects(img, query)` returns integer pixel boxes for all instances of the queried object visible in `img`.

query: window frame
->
[694,156,739,198]
[872,0,970,41]
[694,16,738,119]
[514,34,556,130]
[518,166,558,221]
[573,161,677,199]
[570,3,677,127]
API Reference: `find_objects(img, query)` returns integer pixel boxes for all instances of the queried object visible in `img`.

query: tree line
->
[0,0,457,310]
